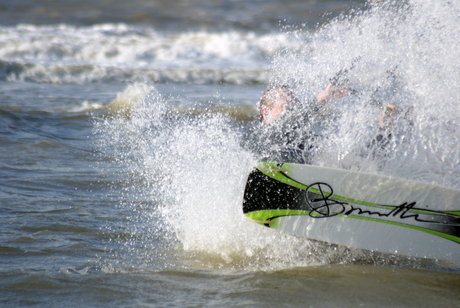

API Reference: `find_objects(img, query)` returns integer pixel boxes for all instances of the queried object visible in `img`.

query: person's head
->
[259,86,298,125]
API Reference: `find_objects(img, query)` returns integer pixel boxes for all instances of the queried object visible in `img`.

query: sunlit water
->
[1,0,460,307]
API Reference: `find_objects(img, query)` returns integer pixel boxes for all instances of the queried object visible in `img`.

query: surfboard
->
[243,162,460,262]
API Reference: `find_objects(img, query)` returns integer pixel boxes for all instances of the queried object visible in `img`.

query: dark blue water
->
[1,0,460,307]
[0,0,365,31]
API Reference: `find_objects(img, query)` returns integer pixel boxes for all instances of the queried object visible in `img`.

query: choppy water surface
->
[1,0,460,307]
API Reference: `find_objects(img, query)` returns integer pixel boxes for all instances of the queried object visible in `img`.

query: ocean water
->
[1,0,460,307]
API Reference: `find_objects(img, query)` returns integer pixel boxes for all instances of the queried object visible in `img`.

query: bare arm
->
[316,83,352,104]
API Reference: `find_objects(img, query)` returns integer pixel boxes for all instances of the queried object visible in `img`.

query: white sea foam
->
[0,24,296,84]
[69,101,104,113]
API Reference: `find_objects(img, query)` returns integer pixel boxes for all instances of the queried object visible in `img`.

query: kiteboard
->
[243,162,460,262]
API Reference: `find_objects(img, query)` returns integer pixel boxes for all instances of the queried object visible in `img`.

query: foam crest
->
[0,24,295,84]
[0,61,270,85]
[104,83,155,116]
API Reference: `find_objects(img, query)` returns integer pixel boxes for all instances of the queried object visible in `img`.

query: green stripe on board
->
[245,209,310,223]
[256,162,307,190]
[343,214,460,244]
[245,210,460,244]
[256,162,460,216]
[257,162,380,207]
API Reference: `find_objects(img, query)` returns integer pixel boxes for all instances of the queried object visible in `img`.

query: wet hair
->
[259,85,300,111]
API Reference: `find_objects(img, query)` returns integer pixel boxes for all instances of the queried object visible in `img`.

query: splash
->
[271,0,460,189]
[94,83,362,271]
[95,0,460,272]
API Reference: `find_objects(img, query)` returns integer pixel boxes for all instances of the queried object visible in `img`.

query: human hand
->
[316,83,352,104]
[379,103,400,128]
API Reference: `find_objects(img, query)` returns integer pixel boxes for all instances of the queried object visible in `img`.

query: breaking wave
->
[0,24,297,85]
